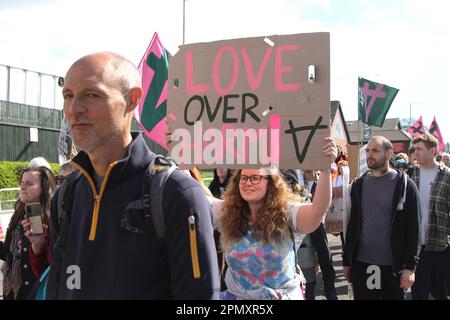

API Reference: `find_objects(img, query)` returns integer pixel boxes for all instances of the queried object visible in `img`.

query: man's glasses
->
[238,175,268,185]
[55,175,65,185]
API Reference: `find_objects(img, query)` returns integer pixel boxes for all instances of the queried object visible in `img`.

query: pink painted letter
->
[275,45,301,92]
[241,47,273,90]
[213,46,239,96]
[186,51,210,95]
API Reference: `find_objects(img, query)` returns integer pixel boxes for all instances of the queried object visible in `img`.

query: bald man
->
[47,52,219,299]
[343,136,421,300]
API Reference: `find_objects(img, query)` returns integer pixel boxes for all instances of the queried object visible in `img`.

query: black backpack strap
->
[119,155,178,298]
[119,155,177,236]
[146,156,178,297]
[148,156,177,238]
[120,198,148,234]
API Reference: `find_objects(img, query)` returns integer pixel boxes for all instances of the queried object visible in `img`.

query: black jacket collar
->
[71,133,155,181]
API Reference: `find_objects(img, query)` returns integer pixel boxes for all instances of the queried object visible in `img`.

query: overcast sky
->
[0,0,448,142]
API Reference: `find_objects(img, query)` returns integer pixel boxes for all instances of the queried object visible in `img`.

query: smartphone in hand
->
[25,202,44,234]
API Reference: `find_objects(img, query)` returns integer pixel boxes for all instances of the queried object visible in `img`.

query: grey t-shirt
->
[356,170,398,266]
[419,166,439,245]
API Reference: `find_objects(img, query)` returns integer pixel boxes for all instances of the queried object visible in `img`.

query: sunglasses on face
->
[238,175,268,185]
[55,175,65,185]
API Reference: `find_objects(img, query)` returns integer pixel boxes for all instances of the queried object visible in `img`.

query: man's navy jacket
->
[49,133,220,299]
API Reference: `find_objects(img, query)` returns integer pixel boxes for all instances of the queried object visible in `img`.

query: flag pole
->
[359,120,363,148]
[409,103,412,128]
[358,119,363,176]
[358,77,362,176]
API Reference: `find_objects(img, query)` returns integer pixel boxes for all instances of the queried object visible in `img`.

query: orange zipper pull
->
[188,214,201,279]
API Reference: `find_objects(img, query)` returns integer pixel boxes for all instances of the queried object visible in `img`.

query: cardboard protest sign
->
[167,32,330,169]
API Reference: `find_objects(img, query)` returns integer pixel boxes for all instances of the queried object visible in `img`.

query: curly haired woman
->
[210,138,337,300]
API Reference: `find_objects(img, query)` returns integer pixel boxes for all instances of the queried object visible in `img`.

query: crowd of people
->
[0,51,449,300]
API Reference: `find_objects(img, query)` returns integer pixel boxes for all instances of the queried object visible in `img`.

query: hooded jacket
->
[343,170,421,273]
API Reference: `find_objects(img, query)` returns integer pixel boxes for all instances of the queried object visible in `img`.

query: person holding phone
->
[0,167,56,300]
